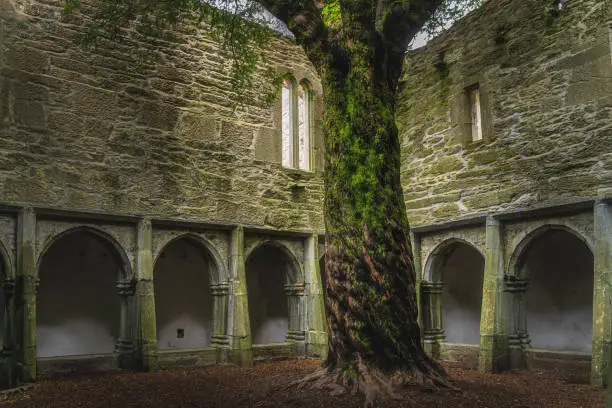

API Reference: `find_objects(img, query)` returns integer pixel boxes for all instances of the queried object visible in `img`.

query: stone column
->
[304,234,327,358]
[504,278,529,370]
[285,282,306,355]
[210,282,230,362]
[135,219,158,371]
[410,231,424,341]
[592,196,612,386]
[1,278,16,387]
[421,281,444,359]
[479,216,508,372]
[16,208,37,382]
[116,279,136,369]
[227,227,253,366]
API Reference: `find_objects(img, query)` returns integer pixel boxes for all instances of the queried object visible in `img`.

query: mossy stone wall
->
[398,0,611,227]
[0,0,324,233]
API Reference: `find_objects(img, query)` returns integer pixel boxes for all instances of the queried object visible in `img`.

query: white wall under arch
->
[36,230,121,357]
[154,237,215,350]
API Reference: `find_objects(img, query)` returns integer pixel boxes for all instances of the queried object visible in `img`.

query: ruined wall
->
[398,0,611,227]
[0,0,324,231]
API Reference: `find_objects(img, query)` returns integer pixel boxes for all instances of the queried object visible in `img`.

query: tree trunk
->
[304,30,450,404]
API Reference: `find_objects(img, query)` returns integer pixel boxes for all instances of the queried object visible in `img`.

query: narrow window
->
[297,84,310,171]
[469,87,483,142]
[281,79,294,168]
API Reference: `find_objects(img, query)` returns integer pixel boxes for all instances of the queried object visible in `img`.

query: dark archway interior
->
[521,229,594,352]
[319,256,326,291]
[440,243,485,345]
[154,238,214,350]
[0,252,5,350]
[37,231,120,357]
[246,244,291,344]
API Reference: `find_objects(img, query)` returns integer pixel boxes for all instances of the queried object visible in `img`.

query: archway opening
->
[37,230,122,357]
[440,242,485,345]
[154,237,215,350]
[520,229,593,352]
[0,249,6,351]
[246,243,295,345]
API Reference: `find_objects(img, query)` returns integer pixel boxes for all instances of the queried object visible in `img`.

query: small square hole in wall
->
[177,329,184,339]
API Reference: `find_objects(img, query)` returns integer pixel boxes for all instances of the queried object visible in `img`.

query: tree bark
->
[297,24,450,405]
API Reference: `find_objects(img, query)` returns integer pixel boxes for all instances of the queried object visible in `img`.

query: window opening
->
[281,79,294,168]
[297,84,311,171]
[469,87,483,142]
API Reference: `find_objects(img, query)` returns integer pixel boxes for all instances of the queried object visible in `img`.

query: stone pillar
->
[116,279,136,369]
[410,231,424,341]
[135,219,158,371]
[285,283,306,355]
[16,208,37,382]
[227,227,252,366]
[421,281,444,359]
[304,234,327,358]
[479,216,508,372]
[1,278,16,387]
[504,278,529,370]
[210,282,230,362]
[592,196,612,386]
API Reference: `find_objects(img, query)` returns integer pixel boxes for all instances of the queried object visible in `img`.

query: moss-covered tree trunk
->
[296,6,450,401]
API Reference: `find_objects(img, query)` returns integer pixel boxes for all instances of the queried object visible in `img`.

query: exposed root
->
[292,357,459,408]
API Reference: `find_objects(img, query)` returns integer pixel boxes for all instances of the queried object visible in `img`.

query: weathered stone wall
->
[398,0,611,227]
[0,0,324,232]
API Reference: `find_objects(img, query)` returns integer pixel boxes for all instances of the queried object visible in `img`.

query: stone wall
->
[398,0,611,227]
[0,0,324,232]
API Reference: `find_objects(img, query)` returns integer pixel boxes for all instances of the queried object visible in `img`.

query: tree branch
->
[256,0,329,69]
[381,0,443,89]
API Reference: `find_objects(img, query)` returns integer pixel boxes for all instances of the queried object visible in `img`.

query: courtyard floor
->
[0,359,604,408]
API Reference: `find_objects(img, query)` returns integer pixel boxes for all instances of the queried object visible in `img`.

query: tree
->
[64,0,482,405]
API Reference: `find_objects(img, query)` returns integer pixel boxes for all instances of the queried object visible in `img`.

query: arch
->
[513,226,594,352]
[154,233,227,285]
[36,227,126,357]
[154,234,219,350]
[423,237,484,282]
[245,241,302,344]
[245,240,303,285]
[508,224,593,279]
[37,226,132,280]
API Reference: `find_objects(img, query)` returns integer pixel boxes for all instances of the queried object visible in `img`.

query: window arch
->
[281,77,312,171]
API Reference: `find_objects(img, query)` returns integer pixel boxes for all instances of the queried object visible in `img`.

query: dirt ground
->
[0,359,604,408]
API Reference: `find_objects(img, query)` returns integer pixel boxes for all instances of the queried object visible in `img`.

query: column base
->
[306,330,328,359]
[228,347,253,367]
[591,338,612,387]
[478,334,509,373]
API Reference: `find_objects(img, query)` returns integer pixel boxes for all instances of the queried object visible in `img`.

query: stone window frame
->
[451,75,493,147]
[280,74,314,172]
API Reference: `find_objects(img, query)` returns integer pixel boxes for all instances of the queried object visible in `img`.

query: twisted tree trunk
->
[297,25,450,407]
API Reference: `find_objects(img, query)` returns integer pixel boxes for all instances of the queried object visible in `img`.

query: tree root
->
[291,356,459,408]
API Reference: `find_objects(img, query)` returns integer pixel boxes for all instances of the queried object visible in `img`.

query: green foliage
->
[321,1,342,29]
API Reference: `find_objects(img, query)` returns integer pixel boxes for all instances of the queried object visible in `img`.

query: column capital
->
[210,282,230,296]
[22,275,39,295]
[503,277,529,292]
[421,281,443,294]
[116,279,136,296]
[2,279,16,295]
[284,283,306,295]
